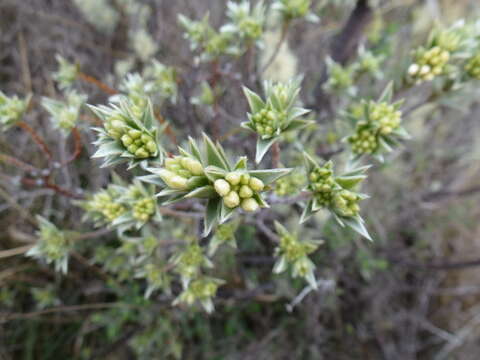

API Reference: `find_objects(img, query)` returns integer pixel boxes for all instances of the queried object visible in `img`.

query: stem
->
[17,121,53,161]
[260,21,290,74]
[0,245,33,259]
[78,72,118,95]
[62,127,82,165]
[0,152,39,173]
[271,142,280,168]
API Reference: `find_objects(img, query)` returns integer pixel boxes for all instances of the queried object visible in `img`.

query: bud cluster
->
[251,107,283,137]
[275,171,306,196]
[90,97,162,167]
[273,222,321,288]
[89,189,127,223]
[272,0,317,22]
[174,276,224,313]
[307,162,336,207]
[348,125,379,155]
[323,57,356,95]
[0,91,30,131]
[243,78,311,162]
[120,129,157,159]
[368,101,401,135]
[132,198,156,222]
[52,55,79,90]
[333,190,361,217]
[27,217,71,274]
[42,90,86,135]
[172,242,211,281]
[158,156,205,191]
[465,53,480,79]
[408,46,450,82]
[223,0,265,42]
[213,172,264,212]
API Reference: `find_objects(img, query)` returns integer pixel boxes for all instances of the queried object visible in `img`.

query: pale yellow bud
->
[249,177,264,191]
[408,63,420,76]
[225,172,241,185]
[214,179,231,197]
[224,191,240,208]
[186,158,204,175]
[239,185,253,198]
[170,175,188,190]
[241,198,259,212]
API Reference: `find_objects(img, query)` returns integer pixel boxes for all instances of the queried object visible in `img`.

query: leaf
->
[249,168,292,185]
[335,175,367,190]
[204,166,227,182]
[283,118,314,133]
[378,81,394,103]
[204,198,221,237]
[92,142,124,158]
[255,137,277,164]
[219,202,235,224]
[137,174,166,187]
[243,87,265,113]
[341,215,372,241]
[203,133,229,170]
[184,185,216,199]
[300,199,315,224]
[274,221,289,237]
[188,137,203,163]
[273,256,288,274]
[287,107,311,121]
[302,151,318,173]
[234,156,248,170]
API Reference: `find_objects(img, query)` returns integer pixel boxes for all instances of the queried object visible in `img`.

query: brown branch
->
[17,121,53,161]
[271,142,280,168]
[0,152,39,173]
[0,245,33,259]
[260,21,290,74]
[78,72,118,95]
[62,127,82,165]
[312,0,373,111]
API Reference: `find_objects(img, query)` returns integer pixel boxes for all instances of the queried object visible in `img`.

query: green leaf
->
[188,137,203,162]
[204,166,227,182]
[255,137,277,164]
[249,168,292,185]
[92,142,124,158]
[283,118,314,133]
[204,198,221,237]
[300,199,315,224]
[234,156,248,170]
[302,151,318,173]
[378,81,394,103]
[243,87,265,113]
[341,215,372,241]
[335,175,367,190]
[184,185,216,199]
[203,133,229,170]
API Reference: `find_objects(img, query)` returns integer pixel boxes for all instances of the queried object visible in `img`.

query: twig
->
[17,121,53,161]
[286,278,336,312]
[154,111,177,145]
[271,142,280,168]
[0,152,40,173]
[78,72,118,96]
[17,31,32,93]
[260,21,290,74]
[62,127,82,165]
[0,245,34,259]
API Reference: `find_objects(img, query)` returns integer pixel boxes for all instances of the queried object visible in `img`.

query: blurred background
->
[1,0,480,359]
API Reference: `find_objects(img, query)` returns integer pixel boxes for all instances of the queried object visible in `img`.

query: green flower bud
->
[128,129,142,139]
[239,185,253,198]
[214,179,231,197]
[170,175,188,190]
[226,172,242,185]
[240,173,251,185]
[135,148,149,158]
[121,135,133,146]
[224,191,240,208]
[249,177,264,191]
[185,158,204,176]
[241,198,259,212]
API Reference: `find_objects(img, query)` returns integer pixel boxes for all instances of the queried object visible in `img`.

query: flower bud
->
[249,177,264,191]
[135,148,149,158]
[186,158,204,176]
[128,129,142,139]
[239,185,253,198]
[214,179,231,197]
[240,173,251,185]
[224,191,240,208]
[169,175,188,190]
[146,141,157,153]
[225,172,241,185]
[241,198,259,212]
[121,135,133,146]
